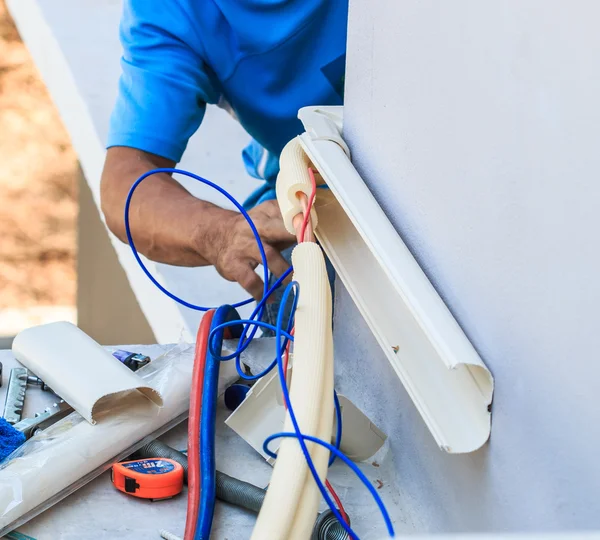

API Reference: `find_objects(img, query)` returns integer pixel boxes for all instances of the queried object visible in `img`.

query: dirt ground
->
[0,0,78,310]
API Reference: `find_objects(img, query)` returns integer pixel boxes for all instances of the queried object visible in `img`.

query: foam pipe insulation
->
[252,138,335,539]
[276,138,319,235]
[289,316,334,540]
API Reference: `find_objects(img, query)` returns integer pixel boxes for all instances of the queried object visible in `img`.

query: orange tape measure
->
[111,458,184,501]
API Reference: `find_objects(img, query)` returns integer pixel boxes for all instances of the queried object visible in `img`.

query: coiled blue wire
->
[124,167,266,312]
[124,167,394,538]
[124,167,295,374]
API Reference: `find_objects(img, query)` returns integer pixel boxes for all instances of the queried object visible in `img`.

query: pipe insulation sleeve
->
[251,243,334,539]
[290,316,334,540]
[276,138,319,235]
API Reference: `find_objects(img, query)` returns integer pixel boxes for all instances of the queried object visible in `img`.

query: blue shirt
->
[108,0,348,208]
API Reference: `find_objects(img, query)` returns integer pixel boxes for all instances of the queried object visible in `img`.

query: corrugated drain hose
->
[134,440,190,481]
[135,439,348,539]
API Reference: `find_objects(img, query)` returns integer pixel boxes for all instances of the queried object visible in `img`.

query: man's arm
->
[101,146,294,300]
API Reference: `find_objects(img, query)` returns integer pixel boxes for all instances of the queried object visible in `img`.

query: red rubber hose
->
[184,310,215,540]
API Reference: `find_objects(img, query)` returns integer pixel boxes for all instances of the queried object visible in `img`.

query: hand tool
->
[111,458,184,501]
[2,368,28,424]
[13,400,72,439]
[26,375,52,393]
[0,350,153,462]
[111,350,151,372]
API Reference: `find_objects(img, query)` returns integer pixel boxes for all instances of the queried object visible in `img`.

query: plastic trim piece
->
[297,106,494,453]
[225,362,386,464]
[12,322,163,424]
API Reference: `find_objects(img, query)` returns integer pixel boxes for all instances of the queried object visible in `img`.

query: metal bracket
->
[2,368,28,424]
[13,400,72,439]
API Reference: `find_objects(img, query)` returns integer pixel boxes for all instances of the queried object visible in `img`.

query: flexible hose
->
[135,439,266,514]
[196,306,242,540]
[138,440,349,539]
[215,470,266,514]
[134,439,189,482]
[184,311,214,540]
[252,137,334,539]
[312,511,349,540]
[290,298,334,539]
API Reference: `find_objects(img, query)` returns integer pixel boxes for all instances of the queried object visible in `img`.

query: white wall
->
[336,0,600,533]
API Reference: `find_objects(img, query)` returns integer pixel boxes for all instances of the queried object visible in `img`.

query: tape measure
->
[111,458,184,501]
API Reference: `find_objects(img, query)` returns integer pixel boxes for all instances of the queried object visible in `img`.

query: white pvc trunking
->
[297,106,494,453]
[12,322,163,424]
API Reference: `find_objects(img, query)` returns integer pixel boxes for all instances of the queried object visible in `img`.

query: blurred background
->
[0,0,252,347]
[0,0,78,347]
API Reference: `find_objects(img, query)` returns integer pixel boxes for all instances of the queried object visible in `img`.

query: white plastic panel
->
[297,106,494,453]
[12,322,163,424]
[226,362,386,464]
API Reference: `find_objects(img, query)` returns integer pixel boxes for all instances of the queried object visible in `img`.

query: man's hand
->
[203,200,295,301]
[101,147,294,302]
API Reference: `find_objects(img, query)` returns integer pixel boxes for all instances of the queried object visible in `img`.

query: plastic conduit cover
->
[296,106,494,454]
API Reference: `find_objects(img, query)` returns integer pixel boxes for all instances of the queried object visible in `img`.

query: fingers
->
[232,262,265,302]
[263,245,292,283]
[227,246,291,303]
[214,207,294,302]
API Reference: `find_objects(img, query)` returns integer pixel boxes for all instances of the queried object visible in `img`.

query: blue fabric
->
[108,0,348,207]
[0,417,25,462]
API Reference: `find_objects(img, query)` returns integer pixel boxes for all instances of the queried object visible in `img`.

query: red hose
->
[184,310,215,540]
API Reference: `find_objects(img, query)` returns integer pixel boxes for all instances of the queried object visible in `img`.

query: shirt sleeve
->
[107,0,220,162]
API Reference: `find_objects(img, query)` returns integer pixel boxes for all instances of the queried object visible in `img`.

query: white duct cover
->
[12,322,162,424]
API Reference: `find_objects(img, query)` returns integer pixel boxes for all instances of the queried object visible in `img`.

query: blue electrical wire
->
[124,167,268,312]
[264,432,394,534]
[209,319,294,344]
[209,279,297,380]
[209,313,343,467]
[331,391,342,467]
[217,266,293,364]
[124,167,393,537]
[124,167,297,372]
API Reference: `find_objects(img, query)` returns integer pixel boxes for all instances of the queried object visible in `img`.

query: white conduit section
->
[251,138,334,540]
